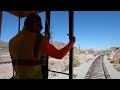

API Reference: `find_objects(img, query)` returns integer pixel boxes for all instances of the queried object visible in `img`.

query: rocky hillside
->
[0,40,8,48]
[104,47,120,64]
[0,40,9,55]
[0,40,100,56]
[50,41,66,50]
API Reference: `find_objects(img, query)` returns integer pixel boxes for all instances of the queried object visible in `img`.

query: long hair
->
[23,13,42,32]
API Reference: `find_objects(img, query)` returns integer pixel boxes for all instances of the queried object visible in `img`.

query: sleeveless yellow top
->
[9,29,44,79]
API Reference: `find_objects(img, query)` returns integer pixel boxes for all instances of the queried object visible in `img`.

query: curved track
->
[85,55,111,79]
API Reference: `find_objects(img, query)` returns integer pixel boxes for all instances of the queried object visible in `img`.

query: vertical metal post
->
[45,11,50,79]
[0,11,3,39]
[69,11,74,79]
[18,17,20,33]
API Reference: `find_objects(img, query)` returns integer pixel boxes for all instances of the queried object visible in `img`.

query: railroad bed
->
[85,55,111,79]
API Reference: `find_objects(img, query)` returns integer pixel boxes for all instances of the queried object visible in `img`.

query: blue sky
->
[1,11,120,50]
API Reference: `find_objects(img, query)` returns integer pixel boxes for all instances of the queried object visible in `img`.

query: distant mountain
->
[0,40,8,48]
[48,42,120,64]
[2,39,120,69]
[50,41,81,55]
[50,41,66,50]
[0,40,9,55]
[1,40,119,62]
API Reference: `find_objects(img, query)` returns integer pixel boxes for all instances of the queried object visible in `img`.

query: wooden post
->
[0,11,2,39]
[69,11,74,79]
[44,11,50,79]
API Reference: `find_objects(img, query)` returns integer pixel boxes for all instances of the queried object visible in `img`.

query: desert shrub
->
[114,64,120,72]
[49,61,54,65]
[110,60,115,63]
[106,53,110,57]
[63,56,80,71]
[73,74,77,78]
[73,56,80,67]
[116,68,120,72]
[64,64,69,71]
[107,58,111,60]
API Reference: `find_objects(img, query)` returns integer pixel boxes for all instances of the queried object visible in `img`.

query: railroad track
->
[85,55,111,79]
[0,61,12,64]
[0,57,12,64]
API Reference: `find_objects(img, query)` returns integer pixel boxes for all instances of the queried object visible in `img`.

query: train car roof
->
[6,11,44,18]
[0,11,44,38]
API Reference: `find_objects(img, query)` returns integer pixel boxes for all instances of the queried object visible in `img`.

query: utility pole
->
[79,44,80,53]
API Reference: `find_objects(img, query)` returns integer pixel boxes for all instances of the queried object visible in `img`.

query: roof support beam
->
[0,11,3,39]
[18,17,20,33]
